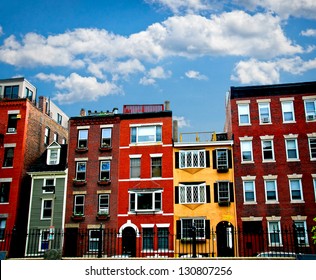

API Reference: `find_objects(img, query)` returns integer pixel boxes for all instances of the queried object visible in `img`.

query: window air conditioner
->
[7,127,16,133]
[262,117,269,123]
[307,115,316,121]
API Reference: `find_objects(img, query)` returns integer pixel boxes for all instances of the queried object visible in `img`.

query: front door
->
[63,228,79,257]
[216,221,235,257]
[122,227,136,257]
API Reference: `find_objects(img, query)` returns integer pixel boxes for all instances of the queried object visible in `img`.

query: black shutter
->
[206,185,211,203]
[206,151,210,167]
[176,220,182,239]
[228,149,232,169]
[212,150,217,169]
[175,152,179,168]
[175,186,179,204]
[205,220,210,239]
[229,182,234,202]
[214,183,218,203]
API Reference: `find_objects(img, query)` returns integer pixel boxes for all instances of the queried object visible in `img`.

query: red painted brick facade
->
[226,82,316,255]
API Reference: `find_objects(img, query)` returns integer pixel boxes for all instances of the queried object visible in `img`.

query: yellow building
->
[173,132,237,257]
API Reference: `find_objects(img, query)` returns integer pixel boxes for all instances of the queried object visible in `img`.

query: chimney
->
[173,120,178,142]
[80,108,86,116]
[164,100,170,111]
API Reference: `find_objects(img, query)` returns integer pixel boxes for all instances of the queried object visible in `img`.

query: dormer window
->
[46,142,61,165]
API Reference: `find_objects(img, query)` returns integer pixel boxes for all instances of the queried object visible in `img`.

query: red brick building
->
[63,108,120,257]
[117,103,174,257]
[225,81,316,256]
[0,77,68,257]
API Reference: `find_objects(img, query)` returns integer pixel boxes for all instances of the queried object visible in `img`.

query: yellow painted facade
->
[173,133,237,257]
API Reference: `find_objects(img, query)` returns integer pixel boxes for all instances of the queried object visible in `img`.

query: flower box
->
[75,147,88,153]
[71,214,85,221]
[99,145,112,152]
[73,180,87,186]
[97,179,111,186]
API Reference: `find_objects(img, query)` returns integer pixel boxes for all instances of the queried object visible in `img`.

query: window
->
[57,113,62,125]
[47,143,61,165]
[130,125,162,143]
[151,156,162,178]
[240,140,253,162]
[217,181,230,203]
[243,180,256,203]
[78,129,88,148]
[304,99,316,121]
[43,178,55,193]
[44,127,50,145]
[4,85,19,99]
[0,182,10,203]
[25,88,33,101]
[129,190,162,212]
[238,103,250,125]
[264,179,278,202]
[3,147,14,167]
[89,230,102,252]
[41,199,53,219]
[98,194,109,214]
[7,114,18,133]
[258,102,271,124]
[39,230,49,251]
[261,140,274,161]
[158,228,169,250]
[216,149,229,171]
[142,228,154,251]
[289,178,303,201]
[281,101,295,122]
[180,218,206,240]
[76,162,87,180]
[130,157,141,179]
[308,138,316,160]
[0,219,7,240]
[101,128,112,147]
[285,138,299,160]
[179,183,206,204]
[100,161,110,180]
[74,195,85,215]
[294,221,309,246]
[268,221,282,246]
[179,150,206,168]
[314,178,316,201]
[53,133,58,142]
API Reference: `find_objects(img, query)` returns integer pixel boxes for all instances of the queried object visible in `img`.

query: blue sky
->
[0,0,316,133]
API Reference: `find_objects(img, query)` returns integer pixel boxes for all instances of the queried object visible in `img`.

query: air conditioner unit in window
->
[307,115,316,121]
[218,198,230,206]
[7,127,16,133]
[261,117,270,123]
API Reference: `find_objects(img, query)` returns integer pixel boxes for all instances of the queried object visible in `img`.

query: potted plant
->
[97,177,111,186]
[99,142,112,151]
[73,178,87,186]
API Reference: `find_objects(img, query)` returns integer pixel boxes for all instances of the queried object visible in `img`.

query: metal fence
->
[1,226,315,259]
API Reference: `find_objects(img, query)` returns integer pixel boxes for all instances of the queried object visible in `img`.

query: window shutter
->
[214,183,218,203]
[206,151,210,167]
[228,149,232,168]
[229,182,234,202]
[176,220,182,239]
[205,220,210,239]
[212,150,217,169]
[175,152,179,168]
[175,186,179,204]
[206,185,211,203]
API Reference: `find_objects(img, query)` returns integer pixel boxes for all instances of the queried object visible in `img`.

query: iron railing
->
[1,226,315,259]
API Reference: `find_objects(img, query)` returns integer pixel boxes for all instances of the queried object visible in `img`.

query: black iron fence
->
[1,226,315,259]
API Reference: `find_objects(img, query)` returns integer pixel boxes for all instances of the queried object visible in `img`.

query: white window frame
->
[216,149,229,170]
[41,199,53,220]
[304,97,316,121]
[308,137,316,160]
[281,100,295,123]
[267,220,282,246]
[74,194,85,215]
[237,103,250,125]
[261,139,275,162]
[76,161,87,180]
[180,218,206,240]
[217,181,230,203]
[285,137,299,161]
[38,229,49,252]
[313,176,316,201]
[130,124,162,144]
[179,183,206,204]
[47,144,61,165]
[179,150,206,169]
[151,154,162,178]
[264,177,278,203]
[43,178,55,194]
[129,190,162,213]
[101,127,112,147]
[88,229,102,252]
[288,176,304,202]
[100,160,111,180]
[98,194,110,214]
[130,156,141,179]
[242,177,256,204]
[258,101,271,124]
[293,220,309,246]
[240,139,253,163]
[78,129,89,148]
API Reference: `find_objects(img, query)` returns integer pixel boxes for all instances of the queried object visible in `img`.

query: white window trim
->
[129,189,163,213]
[264,178,279,204]
[281,99,296,123]
[41,198,53,220]
[240,139,254,164]
[179,183,207,204]
[284,137,300,161]
[267,219,282,247]
[261,139,275,162]
[312,175,316,202]
[43,178,55,194]
[237,102,251,126]
[288,175,304,203]
[257,101,272,125]
[307,136,316,161]
[179,149,206,169]
[242,176,257,204]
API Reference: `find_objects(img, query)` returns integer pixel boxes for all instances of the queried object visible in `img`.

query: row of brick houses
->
[1,77,316,258]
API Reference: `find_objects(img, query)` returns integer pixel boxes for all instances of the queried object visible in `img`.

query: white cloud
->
[185,70,208,80]
[173,116,191,128]
[231,56,316,84]
[0,26,3,36]
[301,29,316,37]
[146,0,211,14]
[37,73,122,104]
[140,66,172,85]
